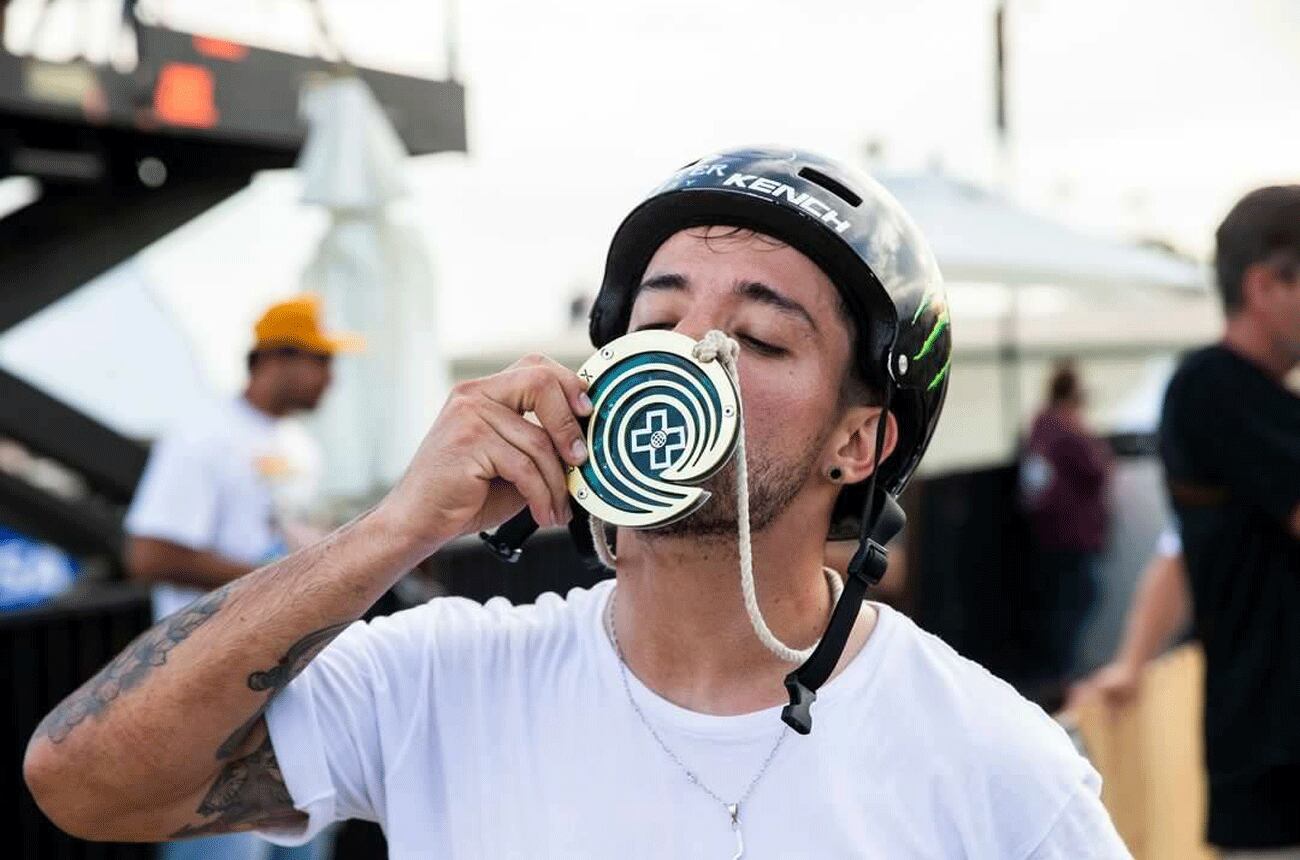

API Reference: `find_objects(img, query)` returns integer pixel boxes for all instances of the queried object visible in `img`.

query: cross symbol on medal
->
[628,409,687,470]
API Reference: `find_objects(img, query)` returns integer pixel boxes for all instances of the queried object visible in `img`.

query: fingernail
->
[578,392,593,414]
[545,508,557,527]
[571,438,588,463]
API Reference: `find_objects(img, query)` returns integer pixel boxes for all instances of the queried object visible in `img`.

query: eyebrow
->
[638,273,818,332]
[640,273,688,292]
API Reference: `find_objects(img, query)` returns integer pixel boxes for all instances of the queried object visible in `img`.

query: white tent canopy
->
[879,173,1207,292]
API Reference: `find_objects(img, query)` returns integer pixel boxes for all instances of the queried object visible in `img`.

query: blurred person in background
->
[124,293,361,860]
[1076,187,1300,856]
[1021,361,1112,684]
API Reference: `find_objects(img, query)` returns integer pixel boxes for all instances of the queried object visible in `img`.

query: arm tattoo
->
[214,511,381,758]
[171,728,306,838]
[35,585,231,743]
[215,622,349,760]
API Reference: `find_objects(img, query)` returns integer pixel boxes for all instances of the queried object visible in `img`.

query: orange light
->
[192,35,249,62]
[153,62,219,129]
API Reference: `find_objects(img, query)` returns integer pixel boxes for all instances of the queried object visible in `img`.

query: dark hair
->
[1214,185,1300,313]
[1047,360,1081,406]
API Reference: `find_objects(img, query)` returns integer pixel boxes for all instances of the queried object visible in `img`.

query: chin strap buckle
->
[846,539,890,588]
[479,532,523,563]
[480,508,541,564]
[781,676,817,735]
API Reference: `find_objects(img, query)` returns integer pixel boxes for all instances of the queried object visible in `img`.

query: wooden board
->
[1066,645,1216,860]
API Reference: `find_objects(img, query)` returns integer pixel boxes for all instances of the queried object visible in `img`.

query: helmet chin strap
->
[782,382,903,735]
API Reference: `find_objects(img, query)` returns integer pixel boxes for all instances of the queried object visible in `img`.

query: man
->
[123,292,361,860]
[25,148,1128,857]
[1077,186,1300,854]
[127,293,360,621]
[1023,360,1112,683]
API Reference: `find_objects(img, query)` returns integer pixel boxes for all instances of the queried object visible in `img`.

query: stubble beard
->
[646,428,827,539]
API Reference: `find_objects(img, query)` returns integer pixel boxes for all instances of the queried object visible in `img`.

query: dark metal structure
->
[0,24,466,330]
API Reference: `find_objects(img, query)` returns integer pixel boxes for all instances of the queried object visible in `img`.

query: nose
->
[671,304,730,344]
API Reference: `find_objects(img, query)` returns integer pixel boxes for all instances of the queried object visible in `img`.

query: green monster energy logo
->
[910,285,951,392]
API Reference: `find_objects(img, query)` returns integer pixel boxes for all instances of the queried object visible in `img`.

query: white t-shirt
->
[261,581,1130,858]
[125,396,319,620]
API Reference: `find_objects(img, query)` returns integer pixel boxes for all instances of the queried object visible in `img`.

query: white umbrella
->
[298,75,449,502]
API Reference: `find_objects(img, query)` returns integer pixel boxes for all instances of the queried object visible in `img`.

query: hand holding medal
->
[480,329,742,558]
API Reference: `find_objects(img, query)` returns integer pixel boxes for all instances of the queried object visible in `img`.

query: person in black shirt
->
[1075,186,1300,854]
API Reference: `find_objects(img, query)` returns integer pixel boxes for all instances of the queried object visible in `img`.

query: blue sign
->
[0,525,79,611]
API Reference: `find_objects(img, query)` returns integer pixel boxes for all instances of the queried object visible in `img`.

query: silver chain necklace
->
[606,589,788,860]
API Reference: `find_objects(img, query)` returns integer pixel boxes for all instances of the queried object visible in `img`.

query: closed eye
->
[738,334,786,357]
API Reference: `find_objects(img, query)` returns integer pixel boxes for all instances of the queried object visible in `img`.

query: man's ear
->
[829,405,899,485]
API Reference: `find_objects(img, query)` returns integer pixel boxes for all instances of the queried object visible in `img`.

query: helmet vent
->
[798,167,862,208]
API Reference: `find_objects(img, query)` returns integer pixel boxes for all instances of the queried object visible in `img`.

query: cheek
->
[1270,292,1300,337]
[736,356,837,446]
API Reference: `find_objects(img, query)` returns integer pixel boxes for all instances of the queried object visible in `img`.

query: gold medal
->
[568,330,741,529]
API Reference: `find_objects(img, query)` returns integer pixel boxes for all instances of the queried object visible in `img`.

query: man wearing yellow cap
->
[122,294,360,860]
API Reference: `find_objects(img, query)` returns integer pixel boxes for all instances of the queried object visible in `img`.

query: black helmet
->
[590,145,951,538]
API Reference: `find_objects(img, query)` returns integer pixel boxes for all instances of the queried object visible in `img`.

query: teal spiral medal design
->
[568,330,741,529]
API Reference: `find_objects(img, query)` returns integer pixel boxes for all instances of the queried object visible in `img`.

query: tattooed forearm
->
[171,725,306,838]
[35,585,231,744]
[214,519,375,758]
[215,622,349,760]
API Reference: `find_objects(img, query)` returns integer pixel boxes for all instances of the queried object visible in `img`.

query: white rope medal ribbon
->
[576,329,844,664]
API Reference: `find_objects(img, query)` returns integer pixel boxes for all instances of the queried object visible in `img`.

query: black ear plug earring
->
[828,466,844,482]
